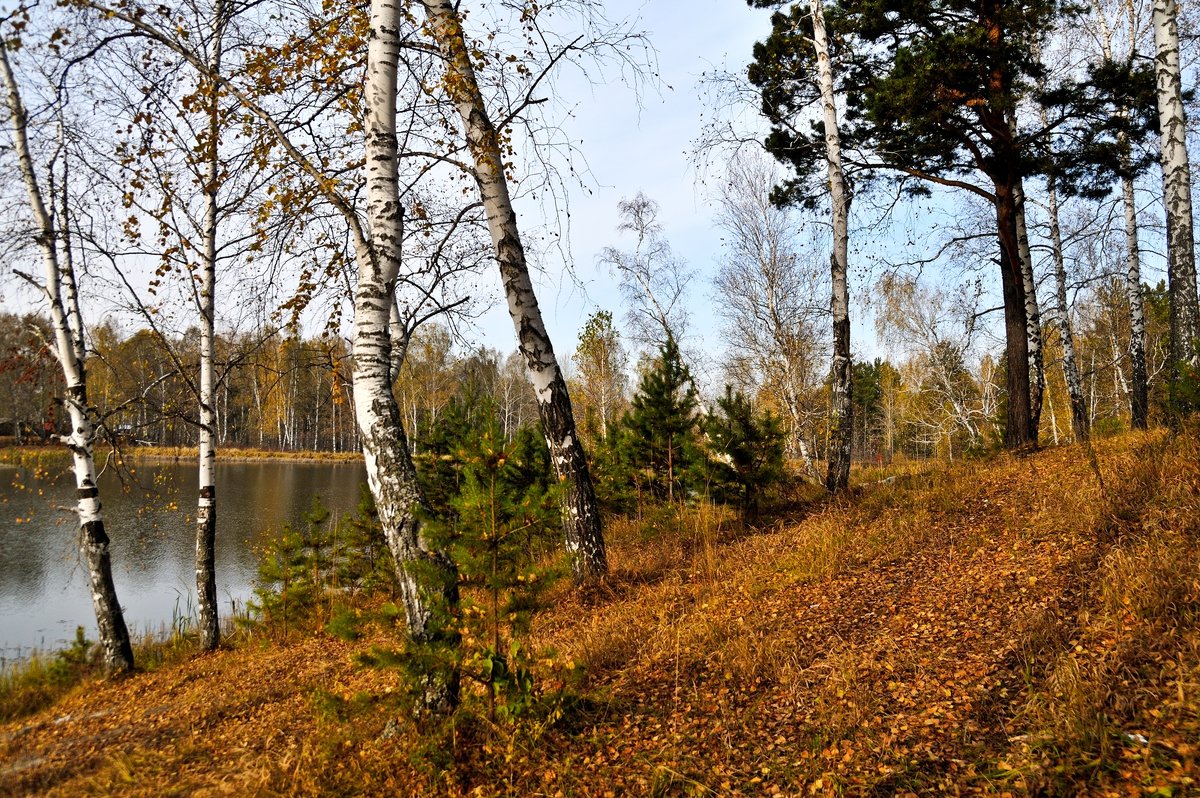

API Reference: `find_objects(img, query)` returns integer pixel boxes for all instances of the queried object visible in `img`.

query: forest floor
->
[3,428,1200,796]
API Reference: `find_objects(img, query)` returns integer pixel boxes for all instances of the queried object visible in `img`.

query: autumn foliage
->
[4,428,1200,795]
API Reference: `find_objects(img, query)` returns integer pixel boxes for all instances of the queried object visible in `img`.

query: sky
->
[6,0,1163,393]
[466,0,832,388]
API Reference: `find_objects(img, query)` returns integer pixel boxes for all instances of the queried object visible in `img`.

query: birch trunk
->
[1,45,134,673]
[1153,0,1200,390]
[1120,164,1151,428]
[56,130,86,369]
[356,0,459,709]
[1013,180,1045,435]
[1095,1,1151,428]
[1047,386,1060,445]
[420,0,607,580]
[1045,174,1090,442]
[1033,93,1090,441]
[810,0,852,492]
[195,0,224,652]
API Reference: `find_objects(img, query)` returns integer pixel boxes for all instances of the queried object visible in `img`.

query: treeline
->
[0,314,541,455]
[0,268,1170,466]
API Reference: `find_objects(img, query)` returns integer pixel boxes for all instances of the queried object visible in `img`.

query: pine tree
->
[701,387,787,523]
[747,0,1115,449]
[336,484,398,598]
[417,395,491,520]
[619,335,701,503]
[396,425,560,723]
[250,496,333,635]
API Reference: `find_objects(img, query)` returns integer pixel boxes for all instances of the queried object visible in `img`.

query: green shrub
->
[249,489,395,636]
[699,386,787,523]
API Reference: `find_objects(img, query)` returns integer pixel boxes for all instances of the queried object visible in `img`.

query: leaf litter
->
[3,429,1200,796]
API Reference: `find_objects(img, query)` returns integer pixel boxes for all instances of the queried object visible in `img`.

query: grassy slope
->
[2,430,1198,796]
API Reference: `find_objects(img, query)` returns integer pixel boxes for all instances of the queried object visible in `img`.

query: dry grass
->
[1005,431,1200,795]
[0,444,364,466]
[125,445,364,463]
[4,428,1200,795]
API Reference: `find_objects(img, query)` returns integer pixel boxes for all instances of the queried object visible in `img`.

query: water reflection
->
[0,458,366,659]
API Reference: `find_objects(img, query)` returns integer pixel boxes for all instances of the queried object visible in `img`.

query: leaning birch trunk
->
[1,45,134,673]
[356,0,459,709]
[1153,0,1200,394]
[810,0,852,492]
[1013,179,1045,435]
[420,0,607,579]
[195,0,224,652]
[1045,173,1090,442]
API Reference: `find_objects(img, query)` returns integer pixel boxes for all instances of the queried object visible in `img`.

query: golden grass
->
[122,445,364,463]
[4,428,1200,795]
[0,444,364,466]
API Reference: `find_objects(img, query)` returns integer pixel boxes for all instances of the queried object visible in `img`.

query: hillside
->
[3,430,1199,796]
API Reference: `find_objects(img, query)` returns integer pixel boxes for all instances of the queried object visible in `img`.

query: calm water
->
[0,458,367,661]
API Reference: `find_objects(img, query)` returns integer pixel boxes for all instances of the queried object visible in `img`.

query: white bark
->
[1121,160,1151,427]
[355,1,458,687]
[56,127,86,370]
[1086,0,1148,427]
[712,154,822,474]
[1013,180,1045,433]
[421,0,607,579]
[1153,0,1200,379]
[1044,174,1090,442]
[0,42,133,673]
[195,0,223,652]
[811,0,852,492]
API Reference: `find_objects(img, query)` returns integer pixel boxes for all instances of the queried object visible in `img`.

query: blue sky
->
[470,0,800,386]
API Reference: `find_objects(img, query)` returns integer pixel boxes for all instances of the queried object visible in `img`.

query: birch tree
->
[808,0,852,491]
[0,36,134,673]
[1013,180,1045,434]
[1121,141,1152,428]
[599,192,693,352]
[1033,56,1089,441]
[348,0,460,706]
[748,0,1090,449]
[419,0,607,581]
[1152,0,1200,393]
[1041,167,1091,441]
[79,0,471,706]
[572,310,627,444]
[193,0,223,649]
[78,0,290,650]
[1060,0,1156,427]
[712,153,826,480]
[878,275,991,451]
[1098,0,1152,428]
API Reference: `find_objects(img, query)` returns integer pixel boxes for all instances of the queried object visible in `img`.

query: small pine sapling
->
[335,483,397,597]
[456,428,559,721]
[615,334,701,504]
[250,495,333,635]
[415,425,562,723]
[701,386,787,523]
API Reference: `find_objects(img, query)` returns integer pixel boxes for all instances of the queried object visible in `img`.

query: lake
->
[0,457,367,663]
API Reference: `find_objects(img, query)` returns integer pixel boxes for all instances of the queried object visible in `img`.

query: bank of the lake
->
[0,443,365,465]
[3,431,1199,795]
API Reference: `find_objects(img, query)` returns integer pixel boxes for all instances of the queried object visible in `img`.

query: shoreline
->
[0,445,364,465]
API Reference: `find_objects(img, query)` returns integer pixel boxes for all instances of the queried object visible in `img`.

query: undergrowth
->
[5,429,1200,796]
